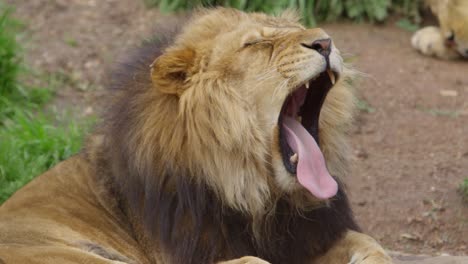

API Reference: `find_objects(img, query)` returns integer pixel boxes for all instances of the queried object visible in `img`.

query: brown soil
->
[7,0,468,256]
[323,24,468,255]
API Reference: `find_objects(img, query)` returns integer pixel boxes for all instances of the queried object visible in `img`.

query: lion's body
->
[0,155,149,263]
[0,8,391,264]
[412,0,468,59]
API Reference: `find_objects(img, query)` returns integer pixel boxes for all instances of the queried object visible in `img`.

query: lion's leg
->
[411,26,458,59]
[314,230,392,264]
[218,256,270,264]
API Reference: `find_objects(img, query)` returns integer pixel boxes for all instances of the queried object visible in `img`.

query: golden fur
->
[412,0,468,59]
[0,8,391,264]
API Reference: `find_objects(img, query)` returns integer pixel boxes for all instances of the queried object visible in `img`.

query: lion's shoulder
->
[0,153,150,263]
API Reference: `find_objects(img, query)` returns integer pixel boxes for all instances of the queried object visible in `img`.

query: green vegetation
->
[145,0,423,26]
[460,178,468,203]
[416,105,460,118]
[393,0,422,23]
[0,110,94,202]
[0,7,21,114]
[0,6,93,203]
[396,18,419,32]
[356,98,376,113]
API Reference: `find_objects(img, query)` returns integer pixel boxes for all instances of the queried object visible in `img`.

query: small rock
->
[439,90,458,97]
[401,233,421,241]
[83,106,94,116]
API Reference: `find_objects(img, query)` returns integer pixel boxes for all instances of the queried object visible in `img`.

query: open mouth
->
[278,69,339,199]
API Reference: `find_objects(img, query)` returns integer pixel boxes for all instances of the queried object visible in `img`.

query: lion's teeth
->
[327,69,336,85]
[305,83,310,89]
[295,116,302,122]
[290,153,298,164]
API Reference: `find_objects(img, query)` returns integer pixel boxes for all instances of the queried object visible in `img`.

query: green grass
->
[396,18,419,32]
[416,105,460,118]
[144,0,423,26]
[356,98,376,113]
[0,6,94,203]
[460,178,468,203]
[0,7,21,106]
[0,110,94,202]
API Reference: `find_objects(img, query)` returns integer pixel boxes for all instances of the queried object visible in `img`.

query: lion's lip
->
[278,69,338,174]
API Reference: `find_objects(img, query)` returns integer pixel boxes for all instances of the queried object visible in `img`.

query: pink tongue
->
[282,116,338,199]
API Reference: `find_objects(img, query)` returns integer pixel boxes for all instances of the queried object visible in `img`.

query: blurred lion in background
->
[412,0,468,59]
[0,8,392,264]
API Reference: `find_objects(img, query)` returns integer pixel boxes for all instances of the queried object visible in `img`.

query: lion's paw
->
[411,26,446,57]
[348,250,393,264]
[219,256,271,264]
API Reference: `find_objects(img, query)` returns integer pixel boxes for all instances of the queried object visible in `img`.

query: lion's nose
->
[301,38,332,58]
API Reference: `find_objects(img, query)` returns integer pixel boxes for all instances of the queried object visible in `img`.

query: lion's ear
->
[150,47,196,95]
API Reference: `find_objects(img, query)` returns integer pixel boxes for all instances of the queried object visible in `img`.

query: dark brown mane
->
[98,18,360,264]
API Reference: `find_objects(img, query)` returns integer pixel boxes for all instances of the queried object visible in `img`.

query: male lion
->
[0,8,392,264]
[412,0,468,59]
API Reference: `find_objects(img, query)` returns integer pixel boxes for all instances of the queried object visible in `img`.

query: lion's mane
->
[91,10,359,264]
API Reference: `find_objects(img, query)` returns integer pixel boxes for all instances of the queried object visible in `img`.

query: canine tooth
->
[295,116,302,122]
[327,69,336,85]
[290,153,298,164]
[305,83,310,89]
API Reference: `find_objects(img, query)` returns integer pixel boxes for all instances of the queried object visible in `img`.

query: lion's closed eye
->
[243,39,265,47]
[240,31,266,48]
[242,39,273,49]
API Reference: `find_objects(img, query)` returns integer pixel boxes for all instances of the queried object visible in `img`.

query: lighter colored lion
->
[0,8,392,264]
[412,0,468,59]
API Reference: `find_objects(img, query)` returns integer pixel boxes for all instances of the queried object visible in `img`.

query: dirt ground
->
[7,0,467,256]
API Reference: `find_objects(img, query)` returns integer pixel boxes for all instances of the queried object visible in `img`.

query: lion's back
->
[0,155,149,264]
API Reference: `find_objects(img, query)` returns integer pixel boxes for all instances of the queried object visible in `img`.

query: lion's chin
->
[277,69,339,200]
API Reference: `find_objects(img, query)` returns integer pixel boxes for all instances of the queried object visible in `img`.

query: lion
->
[412,0,468,59]
[0,8,392,264]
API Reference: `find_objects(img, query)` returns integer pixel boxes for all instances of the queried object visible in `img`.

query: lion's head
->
[106,8,355,216]
[433,0,468,57]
